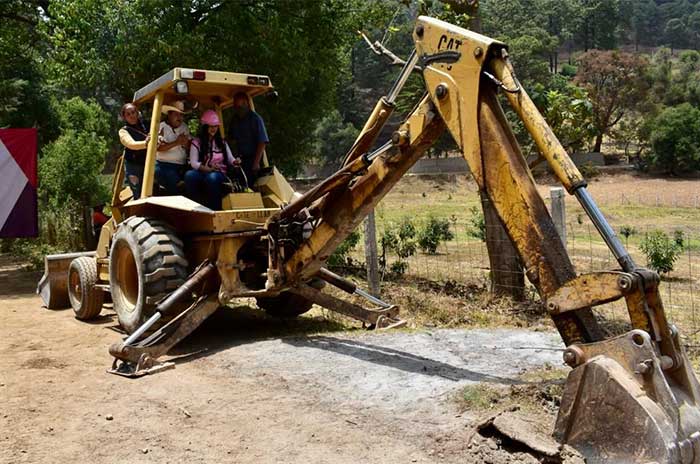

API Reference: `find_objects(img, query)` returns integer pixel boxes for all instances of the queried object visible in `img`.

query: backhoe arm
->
[269,16,700,463]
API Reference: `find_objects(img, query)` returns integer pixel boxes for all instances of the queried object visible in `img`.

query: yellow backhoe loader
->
[37,16,700,463]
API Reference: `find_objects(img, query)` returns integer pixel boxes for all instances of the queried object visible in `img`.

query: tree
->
[43,0,388,175]
[575,50,650,153]
[665,18,688,53]
[311,110,359,174]
[647,103,700,174]
[39,97,111,208]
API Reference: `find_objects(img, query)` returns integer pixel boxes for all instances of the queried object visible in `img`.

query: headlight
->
[174,80,189,95]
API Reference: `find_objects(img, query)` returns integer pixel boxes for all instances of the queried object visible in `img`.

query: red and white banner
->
[0,128,38,238]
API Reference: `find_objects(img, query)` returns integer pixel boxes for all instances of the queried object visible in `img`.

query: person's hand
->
[145,135,151,143]
[177,134,188,146]
[252,160,260,173]
[199,165,213,173]
[233,157,242,166]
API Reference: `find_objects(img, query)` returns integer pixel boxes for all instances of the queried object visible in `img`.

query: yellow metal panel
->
[413,16,503,186]
[254,167,296,203]
[262,194,284,208]
[222,192,264,210]
[141,90,164,198]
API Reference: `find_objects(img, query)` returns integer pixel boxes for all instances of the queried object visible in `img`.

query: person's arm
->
[119,128,148,150]
[189,141,202,170]
[225,141,238,165]
[252,114,270,172]
[158,125,187,152]
[189,140,212,173]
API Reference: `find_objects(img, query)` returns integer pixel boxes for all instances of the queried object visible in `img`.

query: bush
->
[418,216,454,254]
[640,230,683,274]
[380,217,418,275]
[560,63,577,77]
[646,104,700,174]
[466,206,486,242]
[327,230,361,267]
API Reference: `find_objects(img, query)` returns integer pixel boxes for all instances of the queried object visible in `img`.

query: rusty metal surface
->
[109,295,219,374]
[556,330,700,463]
[290,283,403,328]
[477,88,601,345]
[37,252,96,309]
[547,271,634,315]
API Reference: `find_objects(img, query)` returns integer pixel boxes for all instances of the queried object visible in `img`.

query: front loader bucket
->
[555,329,700,463]
[37,251,95,309]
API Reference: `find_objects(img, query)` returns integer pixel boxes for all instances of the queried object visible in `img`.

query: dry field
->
[361,172,700,345]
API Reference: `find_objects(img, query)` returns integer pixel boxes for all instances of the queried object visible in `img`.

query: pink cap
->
[200,110,220,126]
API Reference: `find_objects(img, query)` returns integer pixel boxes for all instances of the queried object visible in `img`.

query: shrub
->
[619,225,637,239]
[418,216,454,254]
[560,63,577,77]
[327,230,361,267]
[646,103,700,174]
[466,206,486,242]
[380,217,418,275]
[640,230,683,274]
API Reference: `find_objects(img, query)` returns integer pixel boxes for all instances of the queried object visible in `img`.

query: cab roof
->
[132,68,274,109]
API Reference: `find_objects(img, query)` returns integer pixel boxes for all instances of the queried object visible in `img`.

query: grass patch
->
[456,364,568,415]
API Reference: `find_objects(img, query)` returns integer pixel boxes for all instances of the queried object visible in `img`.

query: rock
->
[105,414,113,421]
[141,448,149,454]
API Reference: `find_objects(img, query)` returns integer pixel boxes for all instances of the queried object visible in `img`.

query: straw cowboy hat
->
[161,100,187,114]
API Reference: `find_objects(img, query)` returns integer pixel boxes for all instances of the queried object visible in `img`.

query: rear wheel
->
[256,292,314,318]
[109,217,188,333]
[256,278,325,318]
[68,256,104,320]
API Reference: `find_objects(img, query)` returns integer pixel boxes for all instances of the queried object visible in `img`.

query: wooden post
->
[480,191,525,300]
[550,187,566,245]
[364,211,380,297]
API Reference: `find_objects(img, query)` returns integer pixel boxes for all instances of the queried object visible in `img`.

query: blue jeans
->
[185,170,226,210]
[125,160,144,200]
[155,161,184,195]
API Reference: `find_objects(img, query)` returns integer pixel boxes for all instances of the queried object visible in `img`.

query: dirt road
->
[0,257,563,463]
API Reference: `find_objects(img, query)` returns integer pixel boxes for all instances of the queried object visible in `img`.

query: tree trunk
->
[480,191,525,300]
[594,132,604,153]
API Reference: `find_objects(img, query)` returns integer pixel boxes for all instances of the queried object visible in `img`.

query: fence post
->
[364,210,380,297]
[550,187,567,245]
[480,191,525,300]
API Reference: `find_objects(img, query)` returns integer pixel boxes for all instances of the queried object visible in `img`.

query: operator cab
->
[129,67,297,211]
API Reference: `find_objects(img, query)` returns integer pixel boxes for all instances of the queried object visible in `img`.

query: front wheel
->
[109,217,188,333]
[68,256,104,320]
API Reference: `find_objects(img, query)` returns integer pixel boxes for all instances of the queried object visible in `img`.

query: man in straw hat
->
[156,100,191,194]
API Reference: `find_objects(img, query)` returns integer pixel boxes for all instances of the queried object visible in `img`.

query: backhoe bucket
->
[37,251,95,309]
[555,330,700,463]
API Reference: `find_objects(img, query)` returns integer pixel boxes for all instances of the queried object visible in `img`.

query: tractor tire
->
[109,217,188,334]
[68,256,104,320]
[256,292,314,318]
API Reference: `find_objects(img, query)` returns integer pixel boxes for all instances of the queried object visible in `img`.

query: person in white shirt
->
[156,100,190,194]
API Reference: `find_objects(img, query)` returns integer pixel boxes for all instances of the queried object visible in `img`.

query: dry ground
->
[0,256,564,464]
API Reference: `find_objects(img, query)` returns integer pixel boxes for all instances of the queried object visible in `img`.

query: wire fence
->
[347,193,700,346]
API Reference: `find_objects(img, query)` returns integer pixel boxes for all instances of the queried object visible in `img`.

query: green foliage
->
[619,225,637,239]
[466,206,486,242]
[640,230,683,274]
[560,63,577,77]
[647,103,700,174]
[44,0,388,175]
[579,162,600,178]
[380,216,418,275]
[533,76,596,153]
[39,97,111,208]
[311,110,359,171]
[418,216,454,254]
[327,230,361,267]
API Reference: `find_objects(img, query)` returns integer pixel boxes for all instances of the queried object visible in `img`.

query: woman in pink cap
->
[185,110,238,210]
